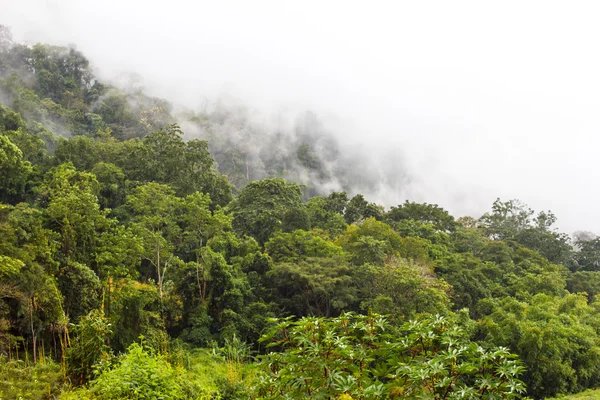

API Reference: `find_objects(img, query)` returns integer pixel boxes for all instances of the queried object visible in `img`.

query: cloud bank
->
[3,0,600,233]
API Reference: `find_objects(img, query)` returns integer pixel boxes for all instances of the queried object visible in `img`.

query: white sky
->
[2,0,600,233]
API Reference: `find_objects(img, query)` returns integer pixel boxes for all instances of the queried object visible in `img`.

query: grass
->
[552,389,600,399]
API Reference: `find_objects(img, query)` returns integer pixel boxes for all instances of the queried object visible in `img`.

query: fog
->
[3,0,600,233]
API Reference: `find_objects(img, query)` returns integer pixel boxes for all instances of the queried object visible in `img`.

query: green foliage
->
[4,31,600,399]
[387,201,456,232]
[57,261,102,321]
[253,313,525,399]
[130,124,232,205]
[108,280,164,352]
[337,217,405,265]
[0,133,32,202]
[264,229,344,263]
[90,341,210,400]
[38,163,108,264]
[344,194,383,224]
[125,182,182,297]
[0,357,64,399]
[91,162,125,209]
[568,271,600,301]
[478,198,572,264]
[479,293,600,398]
[267,256,356,317]
[96,225,144,279]
[574,236,600,272]
[306,195,348,237]
[357,258,451,320]
[551,389,600,399]
[230,178,304,245]
[66,309,111,384]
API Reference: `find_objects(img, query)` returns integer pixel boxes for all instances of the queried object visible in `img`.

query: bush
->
[90,341,214,399]
[0,357,64,399]
[253,313,526,399]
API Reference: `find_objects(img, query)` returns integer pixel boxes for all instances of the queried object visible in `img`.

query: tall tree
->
[229,178,304,245]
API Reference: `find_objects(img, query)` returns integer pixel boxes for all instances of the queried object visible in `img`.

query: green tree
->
[479,293,600,398]
[344,194,383,224]
[386,201,456,232]
[306,195,347,237]
[478,199,573,264]
[336,218,405,265]
[573,234,600,271]
[108,279,164,352]
[0,133,32,203]
[66,309,111,384]
[229,178,304,245]
[264,229,344,263]
[57,261,102,322]
[38,163,109,264]
[125,183,182,298]
[357,257,451,321]
[266,256,356,317]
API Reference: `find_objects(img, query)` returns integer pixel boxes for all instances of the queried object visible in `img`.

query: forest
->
[2,26,600,399]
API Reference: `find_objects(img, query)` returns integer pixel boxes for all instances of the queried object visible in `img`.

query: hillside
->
[1,28,600,399]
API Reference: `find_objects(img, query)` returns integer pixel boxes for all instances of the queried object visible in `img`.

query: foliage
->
[357,258,451,320]
[0,133,32,203]
[479,293,600,398]
[66,309,112,384]
[229,178,303,245]
[6,30,600,399]
[0,357,64,399]
[264,229,344,262]
[253,313,525,399]
[108,279,164,353]
[386,201,456,232]
[90,341,213,400]
[267,256,356,317]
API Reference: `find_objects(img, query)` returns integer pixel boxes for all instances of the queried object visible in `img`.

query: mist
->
[3,0,600,233]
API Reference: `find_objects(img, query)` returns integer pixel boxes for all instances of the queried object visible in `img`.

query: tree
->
[129,124,232,206]
[387,201,456,232]
[108,279,163,352]
[57,261,102,322]
[478,199,535,240]
[266,256,356,317]
[38,163,109,265]
[336,218,405,266]
[0,255,24,351]
[573,235,600,271]
[264,230,344,263]
[306,195,347,237]
[479,293,600,398]
[91,162,126,209]
[0,133,32,203]
[344,194,383,224]
[54,136,100,171]
[125,183,182,299]
[0,25,13,52]
[478,199,573,264]
[66,309,111,384]
[357,257,451,321]
[90,342,198,399]
[229,178,304,245]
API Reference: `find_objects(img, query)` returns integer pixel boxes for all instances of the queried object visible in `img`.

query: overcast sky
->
[3,0,600,233]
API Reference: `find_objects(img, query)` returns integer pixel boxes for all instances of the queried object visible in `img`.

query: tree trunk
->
[156,242,162,298]
[29,298,36,364]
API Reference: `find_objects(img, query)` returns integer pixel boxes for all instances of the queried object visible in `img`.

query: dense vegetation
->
[2,26,600,399]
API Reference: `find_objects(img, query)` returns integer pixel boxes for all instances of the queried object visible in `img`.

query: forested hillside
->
[2,27,600,399]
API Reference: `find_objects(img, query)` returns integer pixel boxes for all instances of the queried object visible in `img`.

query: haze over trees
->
[1,28,600,399]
